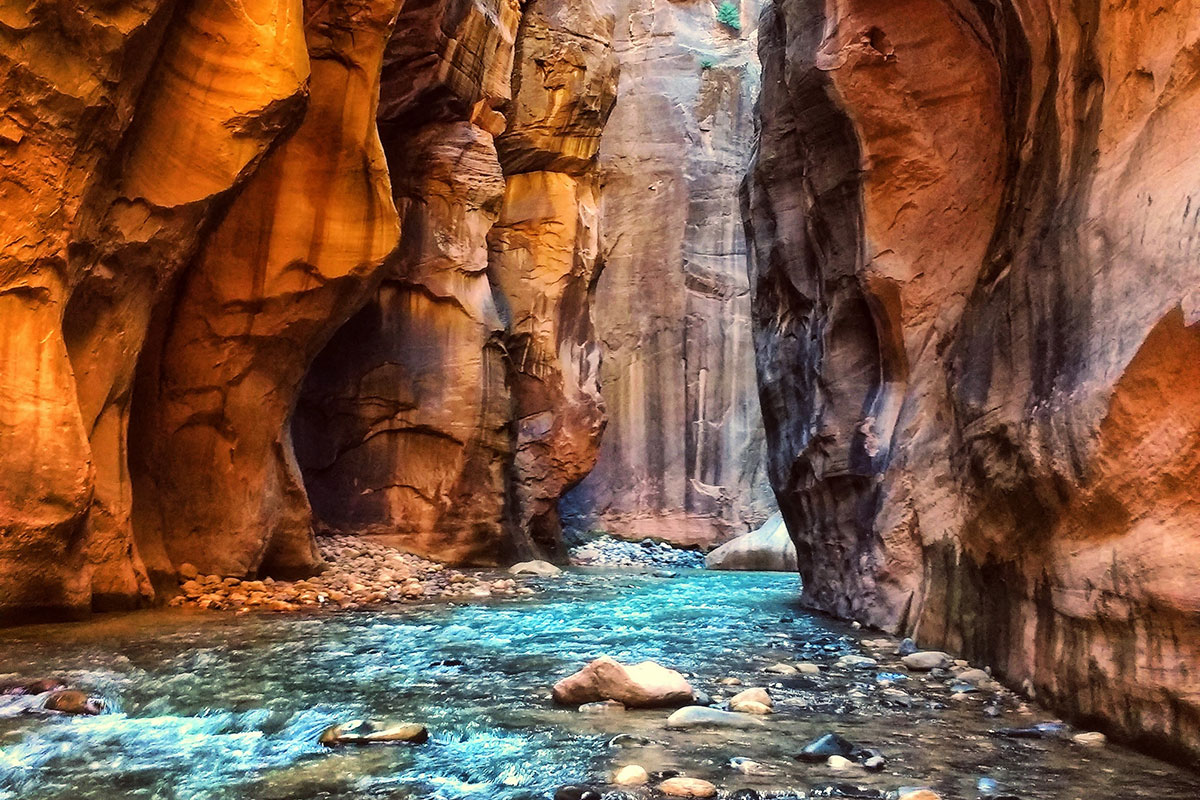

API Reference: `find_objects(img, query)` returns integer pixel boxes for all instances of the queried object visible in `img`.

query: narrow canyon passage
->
[2,0,1200,795]
[5,571,1200,800]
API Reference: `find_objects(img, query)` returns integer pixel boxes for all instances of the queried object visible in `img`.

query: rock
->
[899,792,942,800]
[796,733,855,762]
[178,563,199,580]
[990,721,1067,740]
[1072,732,1107,747]
[730,700,773,715]
[955,669,992,687]
[608,733,656,748]
[705,513,798,572]
[579,700,626,714]
[729,757,766,775]
[718,677,744,685]
[319,720,429,746]
[510,561,563,577]
[666,706,767,730]
[658,777,717,798]
[745,0,1200,761]
[897,639,919,657]
[764,662,798,675]
[827,755,858,771]
[796,663,820,675]
[692,689,713,706]
[836,654,878,669]
[613,765,649,786]
[902,652,953,671]
[554,786,602,800]
[42,690,104,715]
[728,687,772,708]
[552,657,694,708]
[2,678,66,696]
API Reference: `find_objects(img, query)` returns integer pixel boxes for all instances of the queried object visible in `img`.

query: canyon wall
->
[0,0,617,618]
[561,0,776,548]
[746,0,1200,758]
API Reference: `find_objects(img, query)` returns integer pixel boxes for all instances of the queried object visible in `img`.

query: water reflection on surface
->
[1,570,1197,799]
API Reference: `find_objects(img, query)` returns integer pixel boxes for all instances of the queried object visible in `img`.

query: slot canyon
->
[1,0,1198,797]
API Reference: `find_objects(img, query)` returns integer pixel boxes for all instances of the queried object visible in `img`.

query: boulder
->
[510,560,563,576]
[666,706,766,730]
[552,657,694,708]
[729,687,772,709]
[705,513,798,572]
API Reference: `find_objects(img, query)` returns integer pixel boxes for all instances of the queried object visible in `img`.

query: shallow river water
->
[1,570,1198,800]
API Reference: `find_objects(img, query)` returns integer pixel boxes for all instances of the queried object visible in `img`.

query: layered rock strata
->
[131,0,403,582]
[562,0,775,548]
[292,0,521,565]
[489,0,619,559]
[746,0,1200,758]
[0,0,312,619]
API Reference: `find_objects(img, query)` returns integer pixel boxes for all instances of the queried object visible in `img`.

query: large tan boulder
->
[552,657,694,707]
[705,512,797,572]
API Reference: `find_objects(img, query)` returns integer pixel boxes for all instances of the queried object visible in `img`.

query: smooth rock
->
[728,687,772,708]
[730,700,773,715]
[666,706,767,730]
[902,651,953,671]
[613,764,649,786]
[729,757,766,774]
[827,755,858,770]
[554,786,601,800]
[797,732,855,762]
[510,560,563,576]
[705,513,798,571]
[899,791,942,800]
[1072,731,1107,747]
[319,720,428,746]
[956,668,991,686]
[552,657,694,708]
[43,690,104,715]
[764,662,798,675]
[659,777,717,798]
[836,654,878,669]
[796,663,821,675]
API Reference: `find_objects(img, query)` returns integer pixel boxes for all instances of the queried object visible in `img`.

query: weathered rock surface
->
[132,0,403,581]
[561,0,775,549]
[705,511,797,571]
[490,0,619,559]
[552,656,694,707]
[746,0,1200,758]
[0,0,313,620]
[293,0,520,564]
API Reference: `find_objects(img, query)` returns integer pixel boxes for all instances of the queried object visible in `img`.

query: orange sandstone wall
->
[745,0,1200,758]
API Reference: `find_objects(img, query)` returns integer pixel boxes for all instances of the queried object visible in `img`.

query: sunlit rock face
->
[0,0,311,620]
[560,0,775,549]
[292,0,521,566]
[130,0,402,581]
[490,0,620,559]
[746,0,1200,756]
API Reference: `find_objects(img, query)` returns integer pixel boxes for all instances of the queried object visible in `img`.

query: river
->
[1,570,1197,799]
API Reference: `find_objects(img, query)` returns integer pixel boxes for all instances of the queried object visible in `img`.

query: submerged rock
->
[552,657,694,708]
[579,700,626,714]
[43,690,104,715]
[319,720,428,746]
[554,786,602,800]
[990,721,1066,740]
[667,706,766,730]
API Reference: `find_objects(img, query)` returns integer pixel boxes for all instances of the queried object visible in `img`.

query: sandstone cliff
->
[562,0,776,548]
[746,0,1200,758]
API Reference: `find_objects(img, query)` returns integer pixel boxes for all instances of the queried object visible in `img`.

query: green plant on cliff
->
[716,0,741,31]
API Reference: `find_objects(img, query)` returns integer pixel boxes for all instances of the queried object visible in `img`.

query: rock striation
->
[561,0,775,548]
[746,0,1200,758]
[489,0,620,559]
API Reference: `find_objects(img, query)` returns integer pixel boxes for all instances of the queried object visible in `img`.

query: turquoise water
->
[1,570,1198,799]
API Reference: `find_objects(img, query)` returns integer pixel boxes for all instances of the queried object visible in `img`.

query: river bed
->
[1,570,1198,799]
